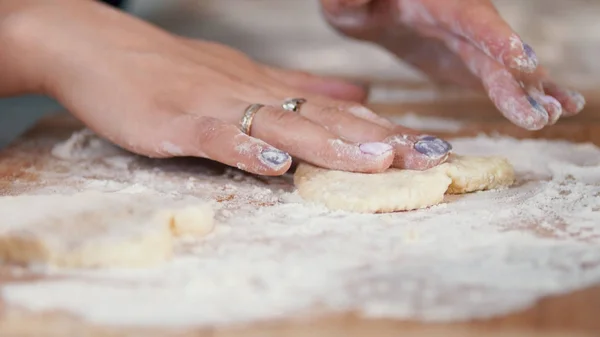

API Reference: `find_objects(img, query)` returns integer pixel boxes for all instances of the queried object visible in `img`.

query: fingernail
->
[260,148,291,169]
[522,43,538,67]
[359,142,393,156]
[527,95,549,113]
[568,90,586,113]
[539,95,563,124]
[539,95,561,107]
[414,135,452,158]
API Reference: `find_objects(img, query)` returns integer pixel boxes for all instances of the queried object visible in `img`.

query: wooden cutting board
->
[0,86,599,337]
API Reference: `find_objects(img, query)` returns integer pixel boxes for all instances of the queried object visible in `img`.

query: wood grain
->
[0,87,599,337]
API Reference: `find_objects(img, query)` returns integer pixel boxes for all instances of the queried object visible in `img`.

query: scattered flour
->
[2,125,600,328]
[51,129,127,160]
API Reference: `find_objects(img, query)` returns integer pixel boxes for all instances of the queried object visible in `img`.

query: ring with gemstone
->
[282,98,306,112]
[239,103,265,135]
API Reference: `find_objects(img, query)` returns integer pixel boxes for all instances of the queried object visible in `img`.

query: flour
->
[3,126,600,328]
[50,129,126,160]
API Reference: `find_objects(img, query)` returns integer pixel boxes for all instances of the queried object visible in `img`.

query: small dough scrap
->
[440,154,515,194]
[158,203,215,236]
[0,192,215,268]
[294,154,515,213]
[294,164,453,213]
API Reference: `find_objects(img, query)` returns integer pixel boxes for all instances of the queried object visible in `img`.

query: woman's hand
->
[321,0,586,130]
[1,0,452,176]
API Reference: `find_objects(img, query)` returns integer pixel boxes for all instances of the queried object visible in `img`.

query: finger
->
[541,80,586,117]
[384,35,483,90]
[441,31,549,130]
[182,39,371,104]
[278,94,396,129]
[526,87,562,125]
[387,132,452,170]
[245,104,394,173]
[141,113,292,176]
[263,66,369,103]
[399,0,539,73]
[288,100,452,170]
[525,65,586,117]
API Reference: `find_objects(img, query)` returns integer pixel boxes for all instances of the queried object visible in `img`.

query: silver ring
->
[239,103,265,135]
[282,98,306,112]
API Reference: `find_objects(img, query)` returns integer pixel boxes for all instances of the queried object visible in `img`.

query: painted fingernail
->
[414,136,452,158]
[359,142,393,156]
[522,43,538,67]
[568,90,586,113]
[527,95,549,115]
[539,95,563,124]
[514,96,548,130]
[260,148,291,169]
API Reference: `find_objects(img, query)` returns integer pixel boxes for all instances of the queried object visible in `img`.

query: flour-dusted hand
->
[0,0,454,175]
[321,0,587,130]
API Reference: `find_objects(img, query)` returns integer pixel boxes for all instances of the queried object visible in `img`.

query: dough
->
[158,203,215,236]
[442,155,515,194]
[294,154,515,213]
[0,192,215,268]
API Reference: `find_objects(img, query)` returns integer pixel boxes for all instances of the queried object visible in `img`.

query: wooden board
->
[1,86,599,337]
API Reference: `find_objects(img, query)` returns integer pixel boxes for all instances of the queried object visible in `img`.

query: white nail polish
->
[359,142,393,156]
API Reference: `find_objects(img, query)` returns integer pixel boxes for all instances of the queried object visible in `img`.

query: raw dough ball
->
[0,192,215,268]
[294,154,515,213]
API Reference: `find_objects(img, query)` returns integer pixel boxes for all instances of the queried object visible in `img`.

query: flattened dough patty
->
[294,154,515,213]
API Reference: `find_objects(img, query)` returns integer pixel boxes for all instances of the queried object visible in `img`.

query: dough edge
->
[294,154,515,213]
[0,192,216,268]
[294,164,452,214]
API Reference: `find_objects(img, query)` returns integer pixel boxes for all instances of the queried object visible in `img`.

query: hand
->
[321,0,586,130]
[1,0,453,175]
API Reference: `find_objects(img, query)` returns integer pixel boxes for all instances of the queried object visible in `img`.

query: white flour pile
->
[2,124,600,328]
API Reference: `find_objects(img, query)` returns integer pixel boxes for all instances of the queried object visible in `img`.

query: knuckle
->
[191,116,229,145]
[162,114,221,151]
[320,102,362,120]
[315,106,343,124]
[0,8,44,50]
